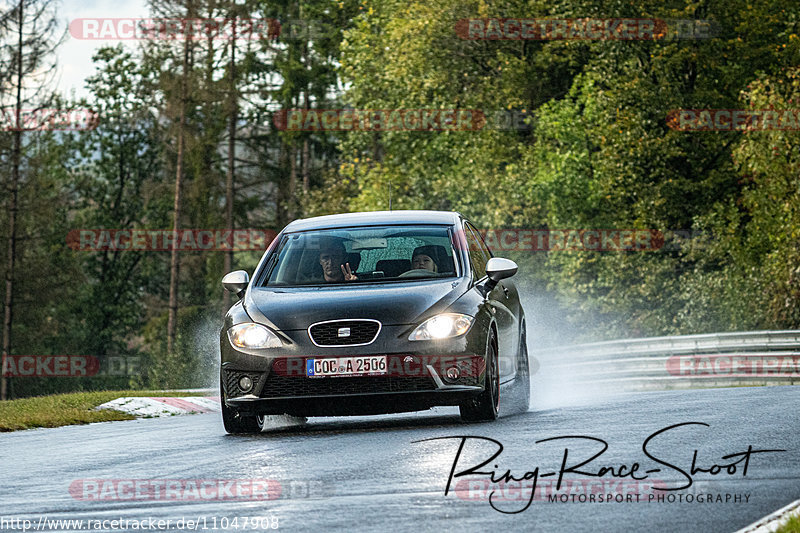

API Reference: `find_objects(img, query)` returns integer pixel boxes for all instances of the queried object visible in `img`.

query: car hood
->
[243,278,470,332]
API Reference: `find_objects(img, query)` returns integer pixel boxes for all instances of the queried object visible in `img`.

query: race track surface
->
[1,386,798,532]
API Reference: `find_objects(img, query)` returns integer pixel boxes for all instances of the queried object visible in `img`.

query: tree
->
[247,0,358,226]
[63,45,164,363]
[144,0,201,356]
[0,0,64,400]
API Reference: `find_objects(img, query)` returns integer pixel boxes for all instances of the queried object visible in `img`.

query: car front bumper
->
[220,323,488,416]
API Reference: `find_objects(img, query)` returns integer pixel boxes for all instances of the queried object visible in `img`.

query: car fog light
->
[445,366,460,381]
[238,376,253,392]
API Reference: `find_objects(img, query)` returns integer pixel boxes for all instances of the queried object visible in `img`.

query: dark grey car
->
[219,210,530,433]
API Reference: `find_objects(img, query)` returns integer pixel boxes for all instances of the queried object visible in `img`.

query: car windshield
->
[261,225,459,286]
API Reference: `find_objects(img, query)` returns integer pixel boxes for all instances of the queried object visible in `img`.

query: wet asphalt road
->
[1,385,798,532]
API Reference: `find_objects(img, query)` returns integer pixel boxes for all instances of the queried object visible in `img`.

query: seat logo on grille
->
[308,319,381,347]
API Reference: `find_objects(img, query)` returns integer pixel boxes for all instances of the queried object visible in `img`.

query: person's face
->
[412,254,437,272]
[319,249,345,281]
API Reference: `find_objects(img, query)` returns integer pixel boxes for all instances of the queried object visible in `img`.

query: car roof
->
[284,210,463,232]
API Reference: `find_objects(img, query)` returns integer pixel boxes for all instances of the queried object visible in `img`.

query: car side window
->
[464,222,489,280]
[468,222,493,262]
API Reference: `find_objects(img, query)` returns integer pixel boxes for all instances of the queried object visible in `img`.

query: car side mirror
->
[483,257,518,294]
[222,270,250,299]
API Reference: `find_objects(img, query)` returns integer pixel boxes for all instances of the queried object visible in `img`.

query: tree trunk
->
[302,138,310,193]
[1,2,24,401]
[288,142,297,221]
[276,141,288,227]
[167,3,192,356]
[301,47,310,196]
[223,5,237,311]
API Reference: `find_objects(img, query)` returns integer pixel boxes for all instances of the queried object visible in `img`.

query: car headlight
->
[408,313,474,341]
[228,323,282,349]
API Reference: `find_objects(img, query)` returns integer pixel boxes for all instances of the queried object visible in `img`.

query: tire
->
[505,327,531,415]
[220,374,261,434]
[460,330,500,422]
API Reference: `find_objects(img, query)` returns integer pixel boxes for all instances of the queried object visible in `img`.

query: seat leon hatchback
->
[219,210,530,433]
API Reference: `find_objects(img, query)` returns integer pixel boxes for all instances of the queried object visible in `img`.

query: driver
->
[318,238,357,282]
[411,245,440,273]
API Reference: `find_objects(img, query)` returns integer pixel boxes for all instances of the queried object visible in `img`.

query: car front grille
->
[308,320,380,346]
[260,374,437,398]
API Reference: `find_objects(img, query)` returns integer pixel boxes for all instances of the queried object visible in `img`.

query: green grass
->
[0,390,200,432]
[776,514,800,533]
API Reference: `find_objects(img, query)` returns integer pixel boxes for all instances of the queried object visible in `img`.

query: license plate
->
[306,356,388,378]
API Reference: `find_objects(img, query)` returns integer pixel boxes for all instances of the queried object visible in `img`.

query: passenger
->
[411,245,440,273]
[319,239,358,282]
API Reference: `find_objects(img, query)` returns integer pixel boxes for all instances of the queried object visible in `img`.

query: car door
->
[463,221,519,381]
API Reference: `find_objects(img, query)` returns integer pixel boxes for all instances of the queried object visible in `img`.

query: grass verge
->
[776,514,800,533]
[0,390,198,432]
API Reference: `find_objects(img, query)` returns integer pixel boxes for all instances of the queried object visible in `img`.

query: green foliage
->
[5,0,800,400]
[64,46,165,357]
[775,514,800,533]
[141,305,220,390]
[334,0,800,340]
[693,67,800,329]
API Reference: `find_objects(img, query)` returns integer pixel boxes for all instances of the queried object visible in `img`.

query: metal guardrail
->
[531,330,800,390]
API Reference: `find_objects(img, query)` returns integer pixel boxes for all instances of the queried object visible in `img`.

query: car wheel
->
[220,374,261,434]
[459,330,500,422]
[505,325,531,415]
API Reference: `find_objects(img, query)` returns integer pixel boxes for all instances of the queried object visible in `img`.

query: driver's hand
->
[341,263,357,281]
